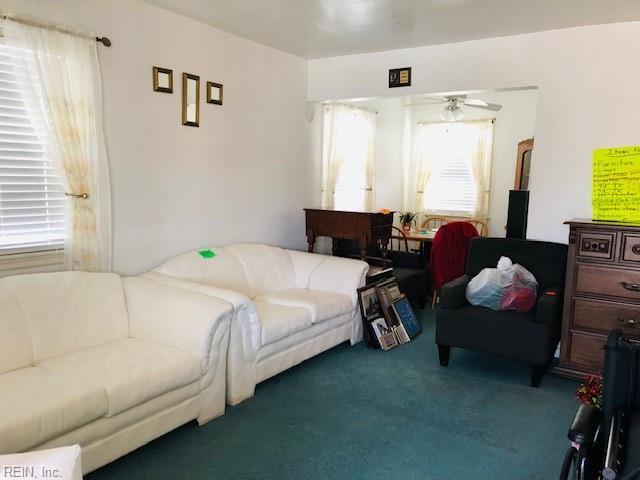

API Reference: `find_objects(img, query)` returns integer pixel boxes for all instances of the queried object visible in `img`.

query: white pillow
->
[0,445,82,480]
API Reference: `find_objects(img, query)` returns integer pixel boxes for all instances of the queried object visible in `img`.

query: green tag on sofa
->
[198,249,216,259]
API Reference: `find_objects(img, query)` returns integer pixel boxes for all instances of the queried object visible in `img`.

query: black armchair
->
[436,237,568,387]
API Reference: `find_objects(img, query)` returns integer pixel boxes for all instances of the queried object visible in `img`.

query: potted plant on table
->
[399,212,417,231]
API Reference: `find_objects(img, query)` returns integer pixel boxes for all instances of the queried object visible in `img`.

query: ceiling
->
[143,0,640,59]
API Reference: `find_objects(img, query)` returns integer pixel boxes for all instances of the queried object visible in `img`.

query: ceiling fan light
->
[444,105,463,122]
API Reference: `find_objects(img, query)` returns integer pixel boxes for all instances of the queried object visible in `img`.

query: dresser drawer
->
[576,264,640,301]
[576,230,615,260]
[568,331,606,370]
[622,234,640,263]
[573,298,640,336]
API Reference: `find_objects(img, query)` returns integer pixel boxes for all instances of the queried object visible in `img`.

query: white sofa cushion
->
[0,285,32,374]
[0,445,82,480]
[1,272,129,363]
[226,244,296,297]
[0,367,108,453]
[154,247,251,296]
[254,289,353,324]
[39,338,201,417]
[254,301,312,346]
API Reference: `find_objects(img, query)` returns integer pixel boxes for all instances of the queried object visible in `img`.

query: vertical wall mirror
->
[207,81,223,105]
[153,67,173,93]
[514,138,534,190]
[182,73,200,127]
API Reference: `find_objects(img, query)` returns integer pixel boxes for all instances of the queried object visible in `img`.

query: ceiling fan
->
[409,95,502,122]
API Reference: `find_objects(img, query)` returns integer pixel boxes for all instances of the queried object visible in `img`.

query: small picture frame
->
[375,277,402,326]
[358,284,383,347]
[371,317,397,351]
[358,284,382,322]
[153,66,173,93]
[206,81,223,105]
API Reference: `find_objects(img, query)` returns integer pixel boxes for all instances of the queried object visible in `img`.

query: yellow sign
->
[593,146,640,222]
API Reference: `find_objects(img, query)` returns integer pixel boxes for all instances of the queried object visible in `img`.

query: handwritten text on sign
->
[593,146,640,222]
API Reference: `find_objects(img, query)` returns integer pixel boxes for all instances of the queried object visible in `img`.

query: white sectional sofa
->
[0,271,232,474]
[143,243,369,406]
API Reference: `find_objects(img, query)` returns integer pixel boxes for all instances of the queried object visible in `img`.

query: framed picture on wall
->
[207,81,223,105]
[152,66,173,93]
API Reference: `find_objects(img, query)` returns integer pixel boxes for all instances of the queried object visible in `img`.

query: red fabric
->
[430,221,479,291]
[500,285,537,312]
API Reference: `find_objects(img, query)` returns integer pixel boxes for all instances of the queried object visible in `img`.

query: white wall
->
[0,0,310,274]
[308,22,640,243]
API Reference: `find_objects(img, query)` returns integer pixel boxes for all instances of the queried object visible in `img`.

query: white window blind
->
[0,42,67,253]
[424,147,478,214]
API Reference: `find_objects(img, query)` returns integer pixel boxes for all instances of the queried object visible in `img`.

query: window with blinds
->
[0,42,67,254]
[423,150,478,214]
[421,122,488,215]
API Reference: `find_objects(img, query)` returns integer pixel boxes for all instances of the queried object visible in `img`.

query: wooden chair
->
[391,226,410,252]
[421,216,449,231]
[467,219,488,236]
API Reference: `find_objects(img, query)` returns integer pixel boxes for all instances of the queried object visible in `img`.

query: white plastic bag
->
[466,256,538,312]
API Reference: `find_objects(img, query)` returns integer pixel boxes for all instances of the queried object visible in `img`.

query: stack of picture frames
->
[152,66,223,127]
[357,277,423,351]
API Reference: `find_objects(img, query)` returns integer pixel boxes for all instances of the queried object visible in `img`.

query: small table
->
[392,229,436,259]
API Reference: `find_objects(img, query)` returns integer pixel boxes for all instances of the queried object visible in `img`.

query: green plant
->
[399,211,417,226]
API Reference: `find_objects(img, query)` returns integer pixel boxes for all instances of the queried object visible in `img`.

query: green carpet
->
[87,309,578,480]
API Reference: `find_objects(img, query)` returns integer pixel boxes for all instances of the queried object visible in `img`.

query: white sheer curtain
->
[468,119,494,220]
[3,19,112,271]
[407,122,448,213]
[321,104,376,211]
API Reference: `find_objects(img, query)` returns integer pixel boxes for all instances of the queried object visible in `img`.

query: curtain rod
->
[416,118,496,125]
[1,15,111,47]
[321,102,379,115]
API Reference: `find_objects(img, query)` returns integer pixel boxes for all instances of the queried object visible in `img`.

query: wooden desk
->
[304,208,393,263]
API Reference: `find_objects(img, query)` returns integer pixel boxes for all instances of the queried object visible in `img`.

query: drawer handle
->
[620,281,640,292]
[633,244,640,255]
[618,317,639,328]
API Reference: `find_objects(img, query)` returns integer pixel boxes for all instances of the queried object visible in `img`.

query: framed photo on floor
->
[371,317,397,351]
[358,284,383,346]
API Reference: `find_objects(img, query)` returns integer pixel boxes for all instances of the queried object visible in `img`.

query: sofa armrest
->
[124,277,233,371]
[439,275,471,310]
[536,285,563,328]
[140,272,262,360]
[287,249,369,307]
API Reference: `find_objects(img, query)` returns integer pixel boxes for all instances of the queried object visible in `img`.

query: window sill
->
[0,249,64,276]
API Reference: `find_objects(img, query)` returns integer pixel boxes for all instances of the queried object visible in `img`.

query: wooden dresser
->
[556,219,640,380]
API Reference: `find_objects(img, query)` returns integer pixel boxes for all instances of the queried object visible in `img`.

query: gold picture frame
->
[152,66,173,93]
[182,73,200,127]
[206,81,223,105]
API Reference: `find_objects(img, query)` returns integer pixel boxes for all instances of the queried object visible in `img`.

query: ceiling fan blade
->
[467,102,502,112]
[422,96,448,104]
[462,98,489,107]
